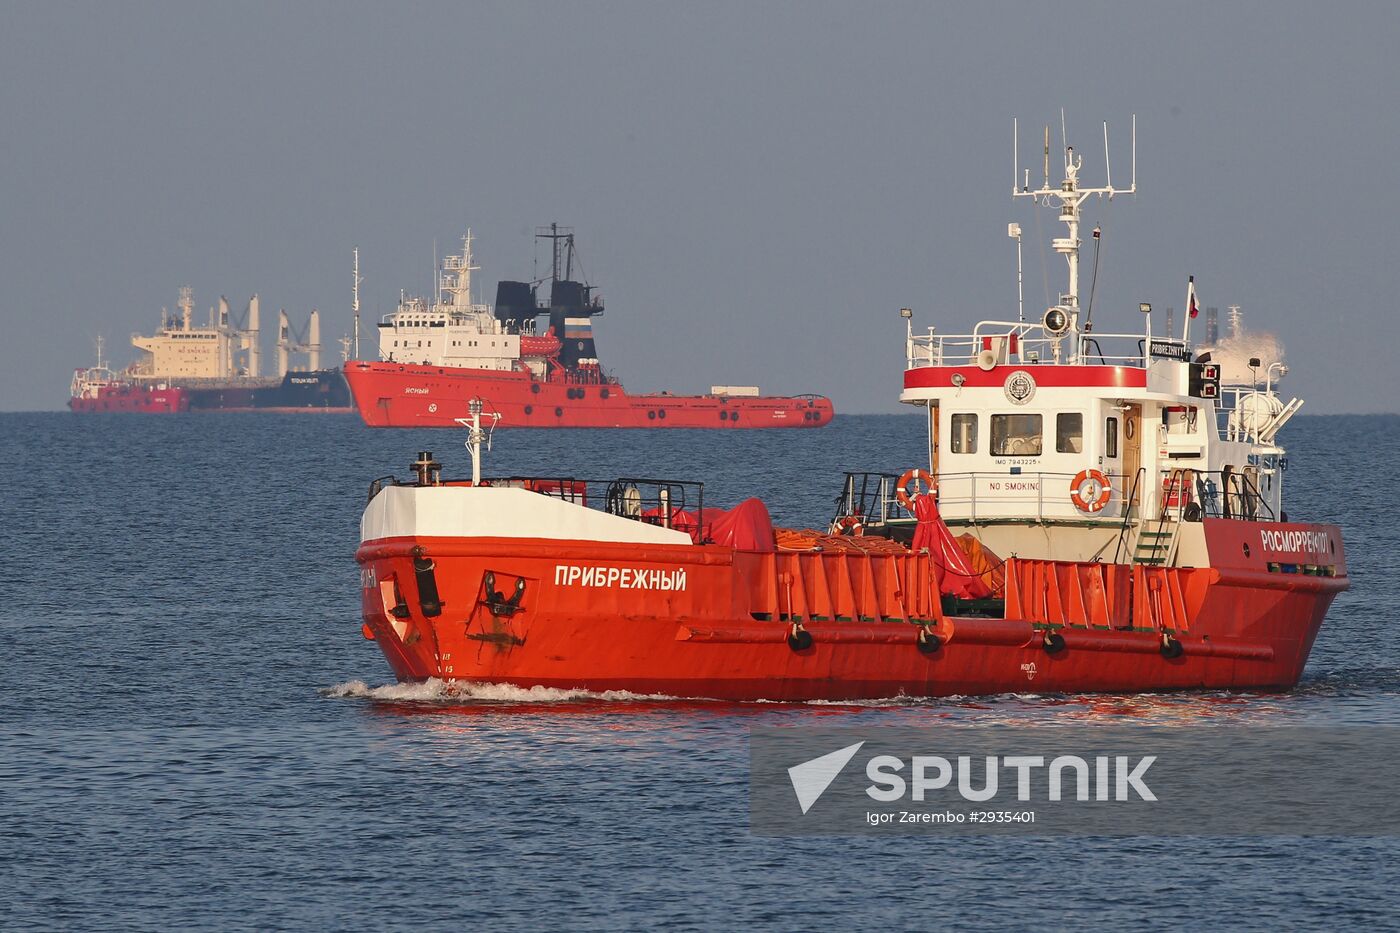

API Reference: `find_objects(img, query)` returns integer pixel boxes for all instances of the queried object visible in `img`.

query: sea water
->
[2,413,1396,930]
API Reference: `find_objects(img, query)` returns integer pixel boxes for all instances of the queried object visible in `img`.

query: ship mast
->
[536,223,576,285]
[1013,114,1135,363]
[352,246,362,360]
[438,232,478,312]
[179,286,194,332]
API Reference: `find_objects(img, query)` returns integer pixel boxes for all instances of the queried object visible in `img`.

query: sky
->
[2,0,1397,413]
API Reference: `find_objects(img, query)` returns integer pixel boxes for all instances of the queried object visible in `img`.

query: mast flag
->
[1182,275,1199,343]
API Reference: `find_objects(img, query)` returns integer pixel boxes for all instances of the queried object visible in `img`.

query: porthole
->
[600,388,610,400]
[524,405,533,415]
[531,383,541,394]
[555,407,563,417]
[648,410,656,420]
[658,410,666,419]
[719,411,728,421]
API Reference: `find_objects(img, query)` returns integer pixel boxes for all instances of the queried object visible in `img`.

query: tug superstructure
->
[343,226,833,429]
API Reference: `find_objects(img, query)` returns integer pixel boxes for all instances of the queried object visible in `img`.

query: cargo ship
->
[352,119,1346,701]
[344,226,833,428]
[69,287,352,413]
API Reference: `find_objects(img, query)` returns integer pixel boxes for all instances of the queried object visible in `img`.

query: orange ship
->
[344,226,833,429]
[353,122,1347,701]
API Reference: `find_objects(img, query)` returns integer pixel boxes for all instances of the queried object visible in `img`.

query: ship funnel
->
[308,309,321,371]
[247,295,260,378]
[549,279,601,370]
[494,281,537,330]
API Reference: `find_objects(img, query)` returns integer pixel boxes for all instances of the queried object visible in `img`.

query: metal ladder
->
[1132,518,1180,566]
[1132,468,1191,566]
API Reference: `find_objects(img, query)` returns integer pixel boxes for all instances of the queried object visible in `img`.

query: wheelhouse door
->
[1121,403,1143,515]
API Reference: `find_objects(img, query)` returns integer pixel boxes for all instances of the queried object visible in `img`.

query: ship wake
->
[322,678,692,705]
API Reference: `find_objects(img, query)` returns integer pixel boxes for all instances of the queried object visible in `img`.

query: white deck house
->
[879,119,1300,566]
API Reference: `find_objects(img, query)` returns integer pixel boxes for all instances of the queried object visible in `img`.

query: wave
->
[321,677,692,705]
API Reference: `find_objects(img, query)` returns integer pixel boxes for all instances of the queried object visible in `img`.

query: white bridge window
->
[950,413,978,453]
[992,414,1042,456]
[1056,412,1084,454]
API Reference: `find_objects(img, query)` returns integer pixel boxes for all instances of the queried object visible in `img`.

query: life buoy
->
[830,515,865,536]
[1070,469,1112,513]
[895,468,936,512]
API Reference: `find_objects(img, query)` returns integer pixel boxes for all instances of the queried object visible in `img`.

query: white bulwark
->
[361,485,693,546]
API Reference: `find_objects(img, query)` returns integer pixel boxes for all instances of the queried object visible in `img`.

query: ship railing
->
[933,470,1141,523]
[366,473,708,540]
[832,472,902,528]
[1158,467,1279,524]
[936,467,1280,525]
[907,320,1156,370]
[831,464,1289,532]
[837,470,1142,526]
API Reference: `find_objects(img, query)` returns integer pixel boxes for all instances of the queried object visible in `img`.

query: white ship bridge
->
[852,117,1302,568]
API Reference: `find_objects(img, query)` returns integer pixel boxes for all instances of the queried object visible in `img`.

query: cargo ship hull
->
[345,361,832,428]
[183,369,353,413]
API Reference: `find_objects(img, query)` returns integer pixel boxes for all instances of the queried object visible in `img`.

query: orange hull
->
[356,519,1346,701]
[344,361,833,429]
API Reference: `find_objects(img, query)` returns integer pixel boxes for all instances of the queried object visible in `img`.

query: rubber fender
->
[787,625,814,651]
[1160,634,1184,659]
[412,548,443,617]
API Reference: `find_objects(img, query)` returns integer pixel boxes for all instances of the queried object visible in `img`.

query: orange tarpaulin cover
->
[955,533,1005,598]
[706,498,776,551]
[911,494,994,599]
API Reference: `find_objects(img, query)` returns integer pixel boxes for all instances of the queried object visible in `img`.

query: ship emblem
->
[428,403,438,413]
[1020,662,1038,680]
[1004,370,1037,405]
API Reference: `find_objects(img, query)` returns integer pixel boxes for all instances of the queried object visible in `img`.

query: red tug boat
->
[355,123,1346,701]
[344,226,833,429]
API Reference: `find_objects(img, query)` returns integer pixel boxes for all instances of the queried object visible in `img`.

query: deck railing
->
[906,320,1168,371]
[836,466,1280,529]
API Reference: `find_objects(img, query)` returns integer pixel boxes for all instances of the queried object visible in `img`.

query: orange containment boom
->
[1002,558,1215,634]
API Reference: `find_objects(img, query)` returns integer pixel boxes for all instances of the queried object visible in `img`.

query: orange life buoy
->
[1070,469,1112,513]
[895,468,936,512]
[830,515,865,536]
